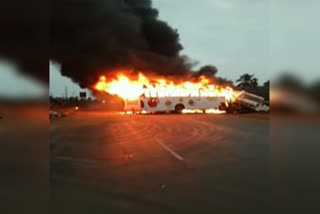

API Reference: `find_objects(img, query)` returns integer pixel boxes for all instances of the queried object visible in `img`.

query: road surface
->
[50,111,269,213]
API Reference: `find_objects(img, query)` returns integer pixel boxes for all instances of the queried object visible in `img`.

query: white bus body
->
[124,96,226,113]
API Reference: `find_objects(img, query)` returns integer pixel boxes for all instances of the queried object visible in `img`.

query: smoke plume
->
[51,0,193,88]
[0,1,49,83]
[1,0,232,87]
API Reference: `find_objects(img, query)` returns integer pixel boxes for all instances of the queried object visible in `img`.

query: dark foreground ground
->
[50,112,270,214]
[1,106,319,213]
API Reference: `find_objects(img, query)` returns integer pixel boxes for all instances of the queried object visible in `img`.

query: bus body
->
[123,91,269,114]
[124,96,226,113]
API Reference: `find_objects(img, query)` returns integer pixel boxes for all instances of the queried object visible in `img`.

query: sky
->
[0,59,47,99]
[1,0,319,98]
[50,62,92,98]
[152,0,319,81]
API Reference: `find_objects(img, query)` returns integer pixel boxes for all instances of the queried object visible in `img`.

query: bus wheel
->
[226,105,234,114]
[174,104,185,114]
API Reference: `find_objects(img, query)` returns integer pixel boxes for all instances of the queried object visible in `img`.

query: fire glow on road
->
[182,109,226,114]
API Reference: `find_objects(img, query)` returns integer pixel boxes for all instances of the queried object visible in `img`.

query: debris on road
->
[50,111,66,119]
[161,184,167,190]
[123,154,135,161]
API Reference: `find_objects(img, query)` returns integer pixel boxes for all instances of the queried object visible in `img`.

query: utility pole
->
[65,86,68,99]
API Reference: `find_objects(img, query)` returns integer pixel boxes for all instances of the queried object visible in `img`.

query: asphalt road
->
[50,111,271,214]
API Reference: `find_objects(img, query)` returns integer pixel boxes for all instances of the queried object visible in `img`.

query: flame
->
[182,109,226,114]
[119,109,226,115]
[94,72,234,101]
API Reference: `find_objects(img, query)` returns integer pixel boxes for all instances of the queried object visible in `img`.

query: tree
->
[309,80,320,103]
[236,73,258,88]
[263,80,270,87]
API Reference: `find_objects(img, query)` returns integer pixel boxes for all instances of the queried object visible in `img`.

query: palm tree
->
[236,73,258,88]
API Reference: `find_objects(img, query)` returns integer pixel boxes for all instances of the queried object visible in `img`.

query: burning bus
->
[95,72,233,114]
[124,96,226,114]
[94,72,269,114]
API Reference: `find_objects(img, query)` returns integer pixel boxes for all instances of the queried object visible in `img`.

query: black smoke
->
[193,65,233,86]
[1,0,231,88]
[51,0,192,88]
[193,65,218,78]
[0,1,49,83]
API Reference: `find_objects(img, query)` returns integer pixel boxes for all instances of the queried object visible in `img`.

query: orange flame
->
[94,72,234,101]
